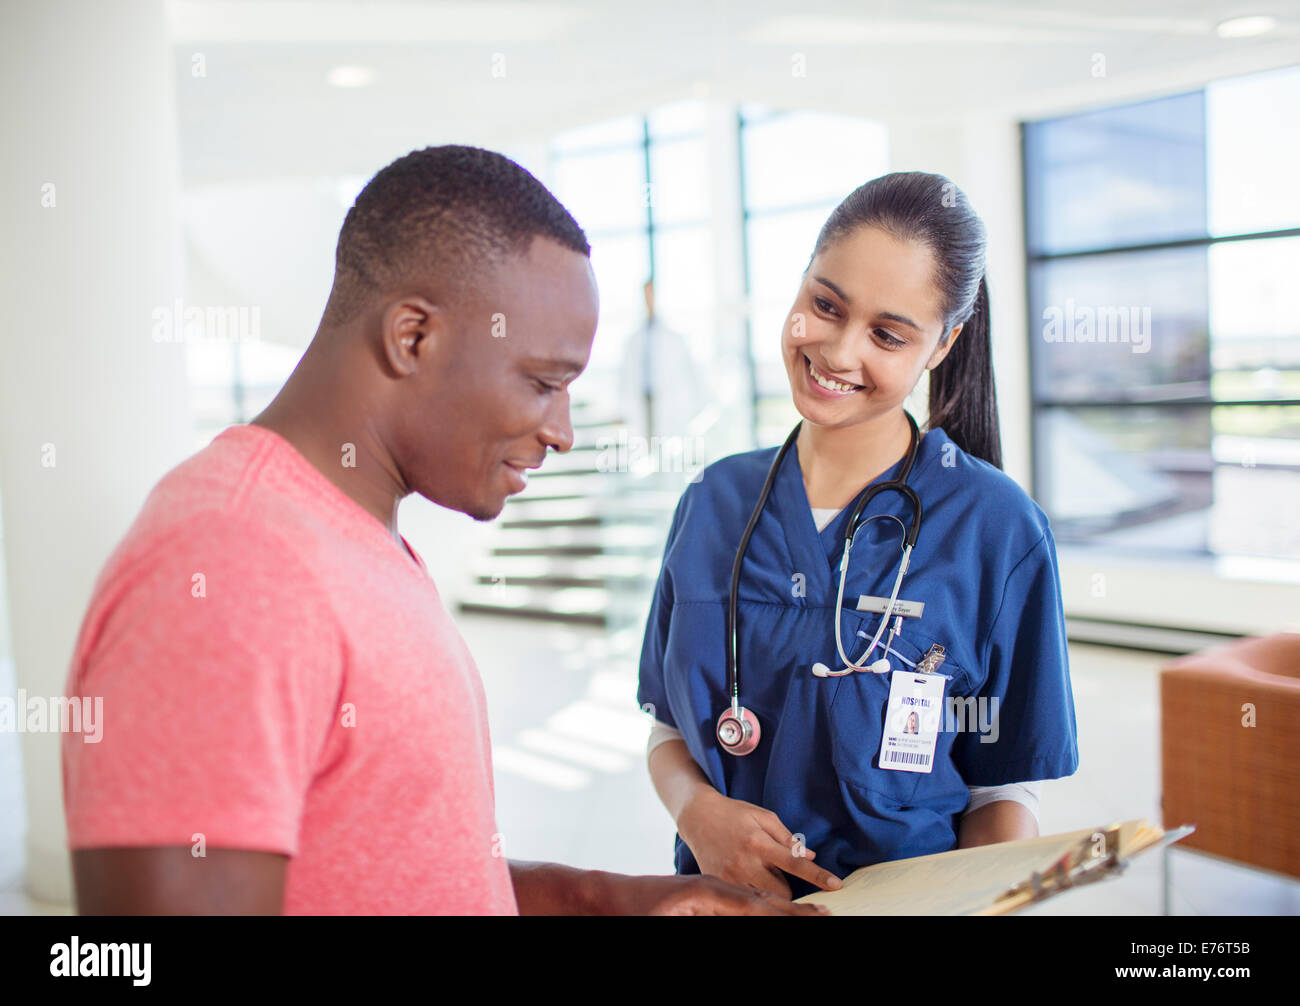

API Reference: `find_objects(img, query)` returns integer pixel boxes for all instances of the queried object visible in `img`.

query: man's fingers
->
[762,866,793,900]
[723,862,790,899]
[741,886,831,916]
[681,876,831,915]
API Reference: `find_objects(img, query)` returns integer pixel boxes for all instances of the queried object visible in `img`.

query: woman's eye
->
[876,330,905,348]
[813,296,837,315]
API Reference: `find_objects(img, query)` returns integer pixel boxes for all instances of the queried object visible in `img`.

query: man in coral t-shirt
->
[61,145,823,916]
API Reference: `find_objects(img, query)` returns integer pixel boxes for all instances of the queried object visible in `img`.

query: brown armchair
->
[1160,632,1300,912]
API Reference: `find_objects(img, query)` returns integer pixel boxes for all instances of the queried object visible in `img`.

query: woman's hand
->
[676,787,843,898]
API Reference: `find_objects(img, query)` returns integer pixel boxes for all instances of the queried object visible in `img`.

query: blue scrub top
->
[636,423,1079,898]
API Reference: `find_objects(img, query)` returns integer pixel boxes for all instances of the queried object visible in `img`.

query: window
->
[1024,65,1300,562]
[547,101,712,422]
[739,105,889,445]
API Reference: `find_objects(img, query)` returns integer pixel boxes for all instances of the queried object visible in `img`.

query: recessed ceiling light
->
[1215,14,1278,38]
[327,65,374,88]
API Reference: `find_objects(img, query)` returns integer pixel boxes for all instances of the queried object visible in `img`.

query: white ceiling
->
[169,0,1300,184]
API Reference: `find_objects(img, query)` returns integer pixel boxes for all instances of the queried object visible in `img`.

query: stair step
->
[491,543,658,557]
[500,495,666,517]
[503,491,684,516]
[475,572,619,589]
[473,551,665,574]
[502,492,587,504]
[500,515,603,530]
[484,524,665,549]
[457,601,606,627]
[472,554,661,579]
[457,583,613,626]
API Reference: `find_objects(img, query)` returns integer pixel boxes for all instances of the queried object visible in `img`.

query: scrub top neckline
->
[789,427,937,543]
[754,425,945,598]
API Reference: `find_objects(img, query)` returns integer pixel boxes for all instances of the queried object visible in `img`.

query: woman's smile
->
[802,351,867,399]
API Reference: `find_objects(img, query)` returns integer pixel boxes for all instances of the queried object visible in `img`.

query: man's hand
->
[509,860,829,915]
[598,872,831,915]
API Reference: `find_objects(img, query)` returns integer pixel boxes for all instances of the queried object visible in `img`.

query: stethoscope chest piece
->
[715,704,761,756]
[717,411,924,757]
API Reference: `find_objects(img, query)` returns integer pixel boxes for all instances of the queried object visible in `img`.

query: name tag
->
[856,595,925,619]
[878,671,946,774]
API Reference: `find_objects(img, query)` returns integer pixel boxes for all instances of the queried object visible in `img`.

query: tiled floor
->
[2,619,1296,915]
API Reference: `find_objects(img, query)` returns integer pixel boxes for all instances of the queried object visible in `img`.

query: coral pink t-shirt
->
[62,423,519,915]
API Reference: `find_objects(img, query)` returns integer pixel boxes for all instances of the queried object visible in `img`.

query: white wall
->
[0,0,194,903]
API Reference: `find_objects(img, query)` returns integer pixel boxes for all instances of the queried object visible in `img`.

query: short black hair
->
[322,145,590,326]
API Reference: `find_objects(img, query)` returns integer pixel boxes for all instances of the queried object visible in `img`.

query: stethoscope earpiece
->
[809,656,894,677]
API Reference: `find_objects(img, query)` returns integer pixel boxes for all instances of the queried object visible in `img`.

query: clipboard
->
[980,821,1196,915]
[794,819,1196,916]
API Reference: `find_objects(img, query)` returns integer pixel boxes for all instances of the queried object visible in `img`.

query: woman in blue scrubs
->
[637,171,1079,900]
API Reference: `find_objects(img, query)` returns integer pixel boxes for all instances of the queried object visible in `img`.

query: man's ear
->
[926,323,963,371]
[380,296,444,377]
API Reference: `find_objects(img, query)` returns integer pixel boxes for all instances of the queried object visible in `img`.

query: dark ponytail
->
[927,274,1001,469]
[808,172,1003,470]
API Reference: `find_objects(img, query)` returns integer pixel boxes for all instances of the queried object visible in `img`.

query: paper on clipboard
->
[794,819,1194,916]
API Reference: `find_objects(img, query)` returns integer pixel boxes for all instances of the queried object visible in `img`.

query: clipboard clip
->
[999,824,1126,906]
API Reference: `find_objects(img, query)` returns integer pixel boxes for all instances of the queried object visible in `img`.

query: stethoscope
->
[716,409,924,756]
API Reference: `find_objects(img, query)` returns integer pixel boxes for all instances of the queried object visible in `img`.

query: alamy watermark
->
[595,430,707,479]
[896,694,1001,743]
[151,298,261,343]
[1041,299,1151,354]
[0,691,102,743]
[940,694,1000,743]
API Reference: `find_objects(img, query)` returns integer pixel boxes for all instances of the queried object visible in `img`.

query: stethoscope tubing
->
[725,410,923,702]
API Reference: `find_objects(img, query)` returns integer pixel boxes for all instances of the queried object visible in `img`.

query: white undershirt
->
[811,506,842,532]
[644,500,1043,823]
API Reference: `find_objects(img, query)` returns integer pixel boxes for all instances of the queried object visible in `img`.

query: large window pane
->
[1209,404,1300,559]
[1024,68,1300,565]
[648,138,709,226]
[745,208,831,397]
[648,99,706,141]
[586,232,651,379]
[741,111,888,213]
[1036,404,1212,551]
[1207,65,1300,237]
[1036,402,1300,560]
[1030,246,1210,402]
[550,115,644,154]
[652,226,715,362]
[551,147,647,232]
[236,341,302,418]
[1024,91,1207,255]
[1209,236,1300,400]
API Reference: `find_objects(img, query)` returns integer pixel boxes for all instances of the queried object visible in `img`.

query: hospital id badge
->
[878,670,946,773]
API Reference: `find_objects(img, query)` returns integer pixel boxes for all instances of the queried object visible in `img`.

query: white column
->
[705,99,755,455]
[0,0,192,904]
